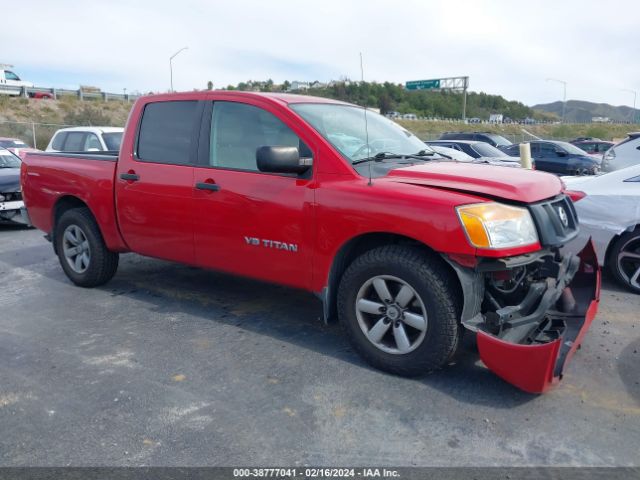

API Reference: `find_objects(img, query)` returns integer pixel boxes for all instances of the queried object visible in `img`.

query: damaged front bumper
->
[447,240,600,393]
[0,198,28,224]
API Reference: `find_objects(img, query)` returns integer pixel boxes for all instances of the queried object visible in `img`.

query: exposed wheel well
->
[322,232,462,323]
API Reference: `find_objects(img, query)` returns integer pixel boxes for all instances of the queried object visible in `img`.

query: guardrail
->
[0,85,141,102]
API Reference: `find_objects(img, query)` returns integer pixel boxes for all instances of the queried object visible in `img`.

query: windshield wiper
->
[352,151,434,165]
[416,148,453,160]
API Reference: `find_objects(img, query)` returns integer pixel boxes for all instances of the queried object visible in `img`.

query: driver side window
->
[539,143,558,156]
[209,102,311,172]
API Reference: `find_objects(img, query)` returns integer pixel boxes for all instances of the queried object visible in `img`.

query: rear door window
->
[137,101,199,164]
[63,132,86,151]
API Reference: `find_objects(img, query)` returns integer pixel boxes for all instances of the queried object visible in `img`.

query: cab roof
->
[140,90,352,106]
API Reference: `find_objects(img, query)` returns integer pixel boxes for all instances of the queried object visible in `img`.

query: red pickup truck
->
[21,91,600,393]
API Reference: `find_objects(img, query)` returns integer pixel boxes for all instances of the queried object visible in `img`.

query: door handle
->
[195,182,220,192]
[120,172,140,181]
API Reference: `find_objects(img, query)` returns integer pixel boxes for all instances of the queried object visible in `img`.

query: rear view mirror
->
[256,146,311,174]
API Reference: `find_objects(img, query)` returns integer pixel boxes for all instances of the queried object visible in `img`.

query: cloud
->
[3,0,638,106]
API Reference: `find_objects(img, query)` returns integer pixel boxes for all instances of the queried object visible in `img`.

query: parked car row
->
[423,140,520,168]
[435,131,640,175]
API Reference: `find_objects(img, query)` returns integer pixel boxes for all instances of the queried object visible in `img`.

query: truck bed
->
[21,151,128,252]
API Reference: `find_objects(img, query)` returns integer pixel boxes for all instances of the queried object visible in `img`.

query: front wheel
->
[55,207,119,287]
[337,246,461,376]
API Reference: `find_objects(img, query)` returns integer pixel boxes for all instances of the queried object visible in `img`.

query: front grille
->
[1,191,22,202]
[528,195,579,247]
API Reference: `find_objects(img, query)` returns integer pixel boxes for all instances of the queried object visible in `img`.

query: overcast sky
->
[4,0,639,107]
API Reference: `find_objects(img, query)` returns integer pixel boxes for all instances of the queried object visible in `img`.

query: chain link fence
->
[0,120,88,149]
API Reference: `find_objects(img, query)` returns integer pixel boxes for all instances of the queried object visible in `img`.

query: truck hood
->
[0,168,20,193]
[384,162,562,203]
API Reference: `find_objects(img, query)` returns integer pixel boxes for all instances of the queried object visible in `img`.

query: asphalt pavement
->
[1,225,639,466]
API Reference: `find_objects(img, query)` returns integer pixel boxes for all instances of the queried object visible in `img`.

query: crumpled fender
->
[476,240,600,394]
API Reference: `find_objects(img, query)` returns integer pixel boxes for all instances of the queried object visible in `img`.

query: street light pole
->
[546,78,567,123]
[169,46,189,92]
[622,88,637,124]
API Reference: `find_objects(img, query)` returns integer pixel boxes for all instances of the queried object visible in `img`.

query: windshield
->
[290,103,427,163]
[486,134,512,147]
[557,141,588,155]
[472,143,507,157]
[0,150,21,168]
[102,132,123,151]
[0,139,27,149]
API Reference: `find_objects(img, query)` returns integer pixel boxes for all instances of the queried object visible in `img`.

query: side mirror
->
[256,146,311,174]
[555,150,567,157]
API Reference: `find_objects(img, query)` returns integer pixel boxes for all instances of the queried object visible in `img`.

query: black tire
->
[608,228,640,294]
[54,207,119,287]
[337,245,461,376]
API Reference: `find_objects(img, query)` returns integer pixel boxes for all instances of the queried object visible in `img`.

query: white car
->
[46,127,124,153]
[603,132,640,171]
[0,65,34,95]
[425,144,521,168]
[426,145,476,162]
[564,165,640,293]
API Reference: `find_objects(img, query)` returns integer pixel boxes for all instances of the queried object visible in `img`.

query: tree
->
[207,81,213,90]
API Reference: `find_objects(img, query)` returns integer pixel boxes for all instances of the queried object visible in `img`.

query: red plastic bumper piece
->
[477,240,600,394]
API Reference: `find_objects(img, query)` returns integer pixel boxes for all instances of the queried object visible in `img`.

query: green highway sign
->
[405,79,441,90]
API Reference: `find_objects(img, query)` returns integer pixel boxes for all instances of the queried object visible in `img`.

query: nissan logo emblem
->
[557,207,569,228]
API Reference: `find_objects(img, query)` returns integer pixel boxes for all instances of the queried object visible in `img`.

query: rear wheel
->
[337,245,461,376]
[609,229,640,294]
[55,207,119,287]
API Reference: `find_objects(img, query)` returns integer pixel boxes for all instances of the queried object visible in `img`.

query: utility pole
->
[462,76,469,121]
[169,46,189,92]
[546,78,567,123]
[622,88,637,124]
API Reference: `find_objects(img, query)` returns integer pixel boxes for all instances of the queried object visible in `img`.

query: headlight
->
[456,202,538,249]
[604,148,615,161]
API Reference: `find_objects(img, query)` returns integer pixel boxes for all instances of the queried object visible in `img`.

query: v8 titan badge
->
[245,236,299,252]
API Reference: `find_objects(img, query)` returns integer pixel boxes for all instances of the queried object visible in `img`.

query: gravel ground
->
[0,225,639,466]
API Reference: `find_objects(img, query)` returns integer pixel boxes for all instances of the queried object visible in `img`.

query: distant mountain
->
[532,100,636,123]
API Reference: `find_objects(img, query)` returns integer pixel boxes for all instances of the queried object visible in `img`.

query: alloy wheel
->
[355,275,428,354]
[617,236,640,290]
[62,224,91,274]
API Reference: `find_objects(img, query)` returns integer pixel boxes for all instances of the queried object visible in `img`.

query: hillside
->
[532,100,636,123]
[226,80,543,121]
[0,96,131,149]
